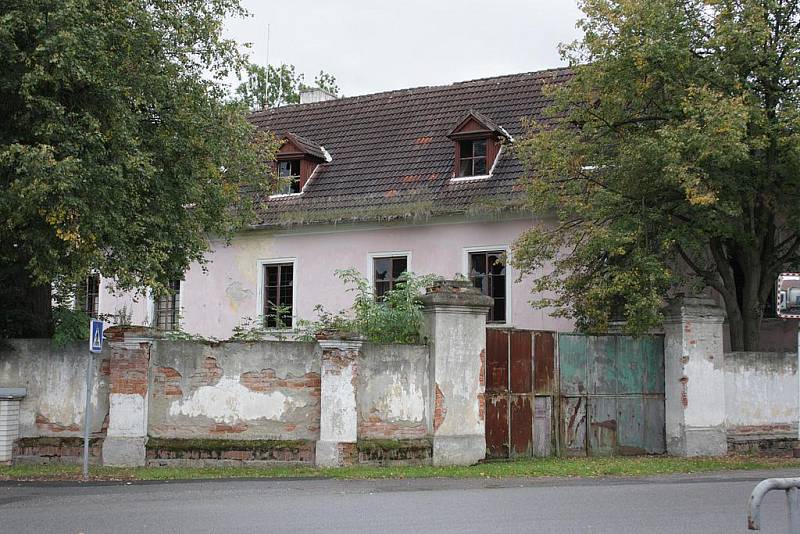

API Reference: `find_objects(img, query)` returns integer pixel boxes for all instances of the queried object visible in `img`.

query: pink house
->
[97,68,576,339]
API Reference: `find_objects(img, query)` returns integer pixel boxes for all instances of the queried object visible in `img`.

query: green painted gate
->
[559,334,665,456]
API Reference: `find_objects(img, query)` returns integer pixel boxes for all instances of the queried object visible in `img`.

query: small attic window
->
[277,159,301,194]
[447,110,509,180]
[458,139,487,177]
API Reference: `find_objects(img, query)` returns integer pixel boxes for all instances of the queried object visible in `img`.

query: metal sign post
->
[84,319,104,480]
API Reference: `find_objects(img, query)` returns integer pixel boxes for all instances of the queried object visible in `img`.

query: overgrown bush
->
[52,306,90,347]
[298,269,439,344]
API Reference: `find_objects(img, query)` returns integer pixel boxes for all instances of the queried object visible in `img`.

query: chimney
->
[299,88,338,104]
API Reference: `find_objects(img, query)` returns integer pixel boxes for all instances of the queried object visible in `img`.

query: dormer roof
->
[278,132,329,162]
[446,109,512,141]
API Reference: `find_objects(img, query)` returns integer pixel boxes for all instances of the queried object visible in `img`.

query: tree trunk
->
[723,296,746,352]
[0,259,53,338]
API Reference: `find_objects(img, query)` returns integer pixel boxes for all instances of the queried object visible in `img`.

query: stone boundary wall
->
[0,340,110,440]
[357,343,429,440]
[724,351,798,453]
[0,280,492,467]
[0,338,439,467]
[148,340,322,442]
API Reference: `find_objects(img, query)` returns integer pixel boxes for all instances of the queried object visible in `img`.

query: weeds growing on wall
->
[297,269,439,344]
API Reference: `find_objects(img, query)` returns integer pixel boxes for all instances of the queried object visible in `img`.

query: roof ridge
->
[248,66,572,119]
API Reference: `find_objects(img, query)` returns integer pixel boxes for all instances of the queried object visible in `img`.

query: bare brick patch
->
[433,383,447,432]
[145,438,315,466]
[357,438,432,466]
[359,415,426,440]
[13,437,103,465]
[153,366,183,397]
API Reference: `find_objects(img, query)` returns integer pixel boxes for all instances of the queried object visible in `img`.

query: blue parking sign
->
[90,319,104,353]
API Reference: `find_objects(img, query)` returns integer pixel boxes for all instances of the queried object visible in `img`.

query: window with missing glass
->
[277,159,301,194]
[458,139,488,177]
[373,256,408,299]
[263,263,293,328]
[155,280,181,331]
[76,274,100,318]
[468,251,506,323]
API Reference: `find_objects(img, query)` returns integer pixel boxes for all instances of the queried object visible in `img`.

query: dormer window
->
[278,159,301,194]
[458,139,487,177]
[447,110,512,180]
[271,132,331,197]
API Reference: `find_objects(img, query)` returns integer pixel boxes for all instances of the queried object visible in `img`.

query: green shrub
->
[52,306,90,347]
[298,269,439,344]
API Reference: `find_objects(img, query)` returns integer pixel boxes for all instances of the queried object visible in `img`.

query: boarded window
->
[458,139,488,177]
[468,251,506,323]
[75,274,100,318]
[277,159,301,194]
[373,256,408,299]
[155,280,181,331]
[263,263,293,328]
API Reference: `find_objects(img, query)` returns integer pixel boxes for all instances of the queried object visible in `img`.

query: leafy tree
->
[0,0,276,337]
[236,63,339,110]
[513,0,800,350]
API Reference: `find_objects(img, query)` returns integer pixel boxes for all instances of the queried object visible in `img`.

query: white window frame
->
[366,251,412,297]
[462,245,512,327]
[256,257,298,330]
[148,280,185,332]
[450,145,504,182]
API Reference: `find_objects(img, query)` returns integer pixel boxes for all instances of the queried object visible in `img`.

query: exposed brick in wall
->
[35,414,79,433]
[337,442,358,466]
[478,393,485,422]
[145,439,315,465]
[359,415,427,439]
[153,366,183,397]
[13,438,103,464]
[109,345,150,396]
[434,383,447,432]
[479,349,486,387]
[321,348,357,376]
[209,422,248,434]
[189,357,223,389]
[240,369,321,395]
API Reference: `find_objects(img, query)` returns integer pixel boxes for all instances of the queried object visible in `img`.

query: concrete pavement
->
[1,469,798,533]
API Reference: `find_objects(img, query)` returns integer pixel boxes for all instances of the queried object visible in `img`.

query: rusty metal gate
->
[559,334,665,456]
[485,329,556,459]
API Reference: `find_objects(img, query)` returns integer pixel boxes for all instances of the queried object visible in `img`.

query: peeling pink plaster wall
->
[99,217,574,339]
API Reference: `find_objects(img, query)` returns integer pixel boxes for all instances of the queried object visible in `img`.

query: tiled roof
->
[249,67,572,227]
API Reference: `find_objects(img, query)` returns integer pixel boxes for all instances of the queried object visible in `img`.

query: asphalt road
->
[1,469,798,533]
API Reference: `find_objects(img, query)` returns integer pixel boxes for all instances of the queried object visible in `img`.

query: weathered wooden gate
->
[485,329,556,458]
[559,334,665,456]
[484,330,665,458]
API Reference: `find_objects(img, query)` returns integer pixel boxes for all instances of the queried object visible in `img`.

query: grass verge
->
[1,455,799,482]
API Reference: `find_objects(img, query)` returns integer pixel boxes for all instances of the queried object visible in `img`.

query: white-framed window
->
[367,251,411,300]
[463,245,511,325]
[257,258,297,329]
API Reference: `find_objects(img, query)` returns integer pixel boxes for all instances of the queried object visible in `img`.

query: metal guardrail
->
[748,478,800,533]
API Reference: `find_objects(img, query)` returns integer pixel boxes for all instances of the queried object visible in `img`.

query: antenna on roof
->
[265,23,270,109]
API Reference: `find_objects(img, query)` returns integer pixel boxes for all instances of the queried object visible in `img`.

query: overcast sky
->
[223,0,584,97]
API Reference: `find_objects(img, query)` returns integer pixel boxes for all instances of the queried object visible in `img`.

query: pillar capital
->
[421,280,494,311]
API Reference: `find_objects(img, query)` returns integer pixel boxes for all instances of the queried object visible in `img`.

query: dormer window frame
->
[269,132,330,199]
[447,110,511,182]
[276,158,302,196]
